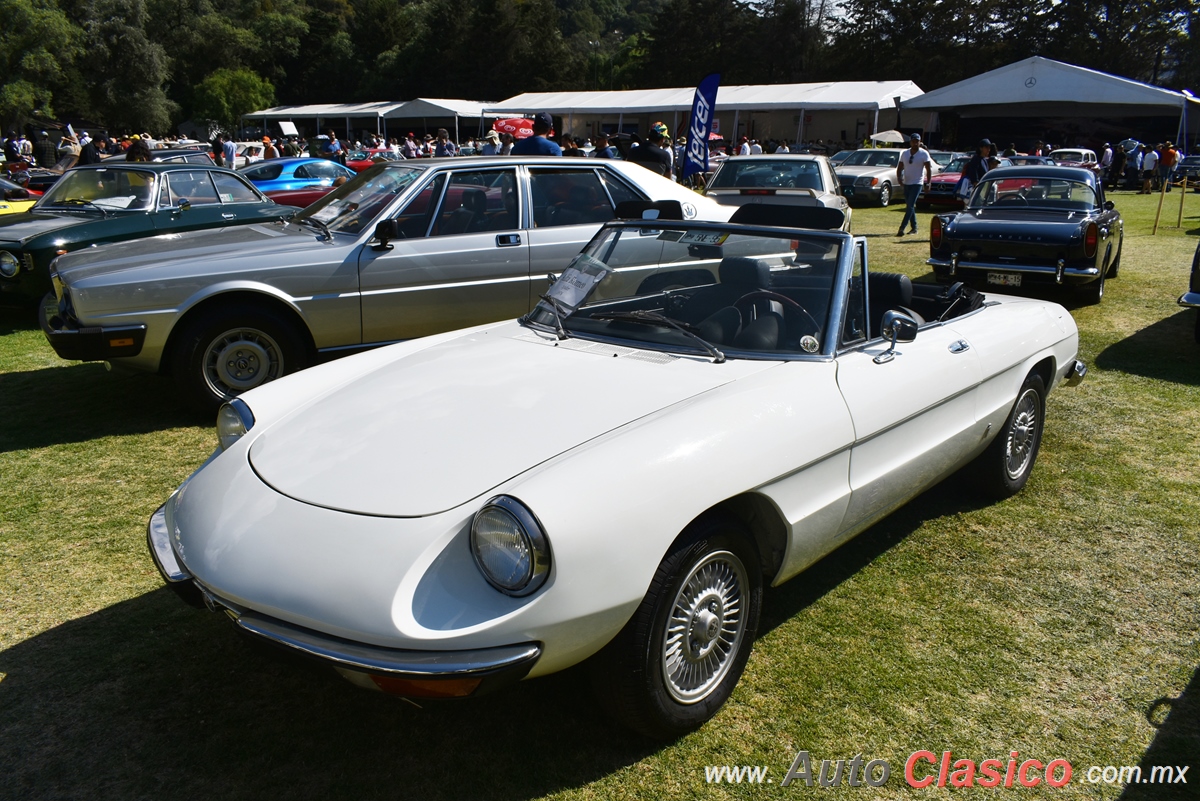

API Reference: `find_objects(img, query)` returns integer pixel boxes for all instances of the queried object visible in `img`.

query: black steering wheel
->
[734,290,822,336]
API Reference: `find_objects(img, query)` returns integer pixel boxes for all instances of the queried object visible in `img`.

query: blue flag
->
[683,73,720,179]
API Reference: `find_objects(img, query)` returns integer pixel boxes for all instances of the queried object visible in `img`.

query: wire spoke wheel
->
[1004,387,1040,480]
[661,551,748,704]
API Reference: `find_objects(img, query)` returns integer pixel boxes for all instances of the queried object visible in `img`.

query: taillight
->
[1084,222,1098,257]
[931,216,943,249]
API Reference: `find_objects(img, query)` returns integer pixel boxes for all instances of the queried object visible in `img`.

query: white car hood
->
[247,328,770,517]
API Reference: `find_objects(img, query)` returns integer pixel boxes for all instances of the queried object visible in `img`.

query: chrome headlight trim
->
[470,495,550,597]
[216,398,255,451]
[0,250,19,278]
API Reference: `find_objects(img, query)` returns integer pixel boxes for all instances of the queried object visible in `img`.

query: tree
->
[192,68,275,133]
[0,0,81,126]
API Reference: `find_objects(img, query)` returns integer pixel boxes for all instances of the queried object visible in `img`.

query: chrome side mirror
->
[873,310,918,364]
[177,198,191,212]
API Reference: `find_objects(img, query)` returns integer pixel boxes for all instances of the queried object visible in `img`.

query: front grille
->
[22,253,34,272]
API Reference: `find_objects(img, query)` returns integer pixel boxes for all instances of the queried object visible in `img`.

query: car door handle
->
[948,339,971,354]
[221,213,236,220]
[496,234,521,247]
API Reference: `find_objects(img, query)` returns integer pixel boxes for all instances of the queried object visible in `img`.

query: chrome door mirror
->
[873,310,918,364]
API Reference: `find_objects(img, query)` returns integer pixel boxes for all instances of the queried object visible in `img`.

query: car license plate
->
[987,272,1022,287]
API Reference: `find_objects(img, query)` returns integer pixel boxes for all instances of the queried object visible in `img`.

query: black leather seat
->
[679,257,773,326]
[868,272,925,338]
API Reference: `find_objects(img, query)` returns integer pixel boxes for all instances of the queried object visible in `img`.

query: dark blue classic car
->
[1179,239,1200,342]
[928,166,1123,304]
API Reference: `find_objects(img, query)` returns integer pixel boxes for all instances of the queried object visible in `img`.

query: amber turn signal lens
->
[369,675,483,698]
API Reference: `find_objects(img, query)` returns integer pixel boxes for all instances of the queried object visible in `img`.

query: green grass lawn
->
[1,189,1198,799]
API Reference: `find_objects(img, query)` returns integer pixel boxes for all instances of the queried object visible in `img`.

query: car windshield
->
[968,176,1097,211]
[293,165,425,235]
[1050,150,1087,161]
[840,150,899,167]
[523,222,843,359]
[709,160,826,190]
[1181,157,1200,166]
[37,168,157,211]
[944,158,971,172]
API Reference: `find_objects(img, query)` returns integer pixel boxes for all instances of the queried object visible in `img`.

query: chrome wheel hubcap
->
[662,550,748,704]
[1005,388,1039,479]
[204,328,283,397]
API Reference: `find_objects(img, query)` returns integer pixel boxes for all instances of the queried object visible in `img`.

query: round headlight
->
[216,398,255,451]
[0,251,19,278]
[470,496,550,596]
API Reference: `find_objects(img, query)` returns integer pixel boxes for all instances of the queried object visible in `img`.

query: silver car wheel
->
[203,327,284,396]
[1005,387,1040,480]
[661,550,748,704]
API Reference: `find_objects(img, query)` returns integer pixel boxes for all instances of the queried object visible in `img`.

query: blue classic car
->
[1179,239,1200,342]
[928,166,1122,304]
[239,157,357,193]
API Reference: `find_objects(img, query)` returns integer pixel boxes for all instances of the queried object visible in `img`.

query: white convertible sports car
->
[148,206,1086,737]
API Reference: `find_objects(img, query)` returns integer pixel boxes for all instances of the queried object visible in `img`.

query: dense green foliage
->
[0,0,1195,133]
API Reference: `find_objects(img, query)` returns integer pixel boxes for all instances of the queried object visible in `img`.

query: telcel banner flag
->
[683,73,720,179]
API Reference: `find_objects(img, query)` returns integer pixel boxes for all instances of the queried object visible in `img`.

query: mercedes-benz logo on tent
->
[1025,77,1037,88]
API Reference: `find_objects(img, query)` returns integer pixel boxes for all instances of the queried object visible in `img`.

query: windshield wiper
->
[299,216,332,240]
[528,293,570,340]
[589,310,725,363]
[54,198,111,218]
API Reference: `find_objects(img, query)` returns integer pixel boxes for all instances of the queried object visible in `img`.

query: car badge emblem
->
[799,335,819,353]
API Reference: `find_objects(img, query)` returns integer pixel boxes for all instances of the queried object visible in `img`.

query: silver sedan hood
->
[247,328,770,517]
[52,222,322,285]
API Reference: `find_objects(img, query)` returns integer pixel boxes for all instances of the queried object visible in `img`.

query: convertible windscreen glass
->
[525,224,842,358]
[38,168,158,211]
[294,165,424,235]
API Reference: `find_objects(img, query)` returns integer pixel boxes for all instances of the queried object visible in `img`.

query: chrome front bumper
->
[929,257,1100,285]
[146,504,542,695]
[1178,291,1200,309]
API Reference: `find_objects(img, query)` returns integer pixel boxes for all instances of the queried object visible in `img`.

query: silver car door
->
[524,166,647,301]
[834,240,984,537]
[358,167,530,344]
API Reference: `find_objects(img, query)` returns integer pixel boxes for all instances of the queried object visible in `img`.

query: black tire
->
[1079,268,1106,305]
[969,373,1046,500]
[877,182,891,207]
[171,302,309,410]
[590,514,763,739]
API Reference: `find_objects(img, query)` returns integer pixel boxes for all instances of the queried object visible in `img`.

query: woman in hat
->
[481,129,502,155]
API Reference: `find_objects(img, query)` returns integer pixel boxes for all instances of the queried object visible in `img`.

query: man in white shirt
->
[895,132,932,236]
[738,136,750,156]
[749,139,763,155]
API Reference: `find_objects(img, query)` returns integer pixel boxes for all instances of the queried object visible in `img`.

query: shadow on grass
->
[0,479,984,800]
[0,588,656,801]
[1118,665,1200,799]
[1094,310,1200,386]
[0,363,205,452]
[0,305,39,334]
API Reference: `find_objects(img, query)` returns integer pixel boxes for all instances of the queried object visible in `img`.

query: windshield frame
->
[967,175,1099,212]
[35,166,160,212]
[523,219,853,361]
[292,162,427,236]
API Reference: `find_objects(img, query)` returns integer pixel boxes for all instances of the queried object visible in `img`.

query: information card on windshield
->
[543,254,611,312]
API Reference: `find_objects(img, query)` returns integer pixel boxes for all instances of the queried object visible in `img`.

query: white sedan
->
[149,212,1086,737]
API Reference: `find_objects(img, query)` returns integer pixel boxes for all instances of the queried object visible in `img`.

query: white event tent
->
[242,99,497,142]
[903,57,1198,146]
[487,81,925,145]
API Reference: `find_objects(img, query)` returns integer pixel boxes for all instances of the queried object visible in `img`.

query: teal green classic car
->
[0,162,293,307]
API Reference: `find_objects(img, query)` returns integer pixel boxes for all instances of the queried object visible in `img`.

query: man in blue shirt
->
[590,131,617,159]
[221,134,237,169]
[511,112,562,156]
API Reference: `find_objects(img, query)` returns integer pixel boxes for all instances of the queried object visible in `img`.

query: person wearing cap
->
[737,136,750,156]
[33,131,57,168]
[1159,141,1177,191]
[402,133,419,159]
[511,112,562,156]
[895,132,932,236]
[628,122,673,179]
[481,130,502,155]
[964,138,993,186]
[263,137,279,160]
[1099,142,1113,181]
[591,131,616,159]
[78,135,107,165]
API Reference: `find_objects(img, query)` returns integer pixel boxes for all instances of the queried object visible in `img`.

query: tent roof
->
[902,57,1198,116]
[246,98,495,120]
[486,81,924,115]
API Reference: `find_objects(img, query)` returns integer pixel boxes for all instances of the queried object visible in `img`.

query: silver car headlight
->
[470,496,550,596]
[216,398,255,451]
[0,250,19,278]
[855,176,877,187]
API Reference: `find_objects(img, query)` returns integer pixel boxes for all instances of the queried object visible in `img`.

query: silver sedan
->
[41,157,730,408]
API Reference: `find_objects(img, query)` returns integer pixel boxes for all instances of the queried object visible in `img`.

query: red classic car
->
[919,157,1012,210]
